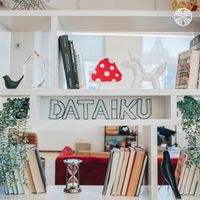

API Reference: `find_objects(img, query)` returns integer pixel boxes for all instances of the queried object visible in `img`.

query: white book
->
[116,148,130,195]
[184,166,196,194]
[105,148,120,195]
[180,167,190,194]
[121,148,136,196]
[111,148,125,195]
[190,168,200,195]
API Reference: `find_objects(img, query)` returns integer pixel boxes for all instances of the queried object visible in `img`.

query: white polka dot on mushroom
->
[104,71,110,77]
[93,70,97,74]
[96,78,101,82]
[110,66,114,70]
[100,64,105,68]
[115,74,119,77]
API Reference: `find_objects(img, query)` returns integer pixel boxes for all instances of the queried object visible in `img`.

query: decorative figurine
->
[64,159,83,193]
[161,151,181,199]
[3,75,24,89]
[121,51,166,89]
[92,58,122,83]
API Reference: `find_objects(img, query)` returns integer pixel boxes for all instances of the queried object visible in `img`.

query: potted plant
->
[0,97,30,194]
[177,96,200,167]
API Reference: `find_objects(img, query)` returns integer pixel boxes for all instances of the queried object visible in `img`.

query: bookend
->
[161,151,181,199]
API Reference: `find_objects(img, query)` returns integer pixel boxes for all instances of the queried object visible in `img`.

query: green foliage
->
[177,96,200,167]
[0,98,30,193]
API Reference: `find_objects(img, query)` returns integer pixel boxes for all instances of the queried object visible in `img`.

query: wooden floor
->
[40,152,60,185]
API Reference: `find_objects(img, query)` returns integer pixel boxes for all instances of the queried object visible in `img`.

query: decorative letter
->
[111,99,118,119]
[92,100,109,120]
[77,100,94,119]
[49,99,65,119]
[137,98,152,119]
[63,99,80,120]
[119,99,137,119]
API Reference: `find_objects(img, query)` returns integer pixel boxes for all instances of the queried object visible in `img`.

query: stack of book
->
[175,150,200,196]
[59,35,85,89]
[2,146,46,195]
[102,147,147,196]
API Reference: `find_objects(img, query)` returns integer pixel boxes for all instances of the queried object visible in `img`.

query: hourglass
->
[63,159,83,193]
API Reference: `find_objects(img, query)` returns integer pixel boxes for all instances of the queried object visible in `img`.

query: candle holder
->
[63,159,82,193]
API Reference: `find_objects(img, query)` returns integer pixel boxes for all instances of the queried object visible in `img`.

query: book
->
[175,50,200,89]
[127,148,145,196]
[58,35,76,89]
[190,168,200,195]
[102,149,114,195]
[111,148,125,195]
[105,126,119,135]
[75,51,86,89]
[69,40,79,89]
[115,148,130,195]
[27,148,46,193]
[121,148,136,196]
[135,154,148,196]
[105,148,120,195]
[180,166,190,194]
[177,152,188,192]
[25,161,36,193]
[175,150,188,184]
[184,165,196,194]
[35,149,46,192]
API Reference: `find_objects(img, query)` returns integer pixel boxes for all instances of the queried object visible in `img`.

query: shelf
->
[32,119,181,127]
[1,89,200,97]
[0,10,199,32]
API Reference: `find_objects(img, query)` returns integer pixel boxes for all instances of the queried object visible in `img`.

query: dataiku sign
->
[48,98,152,120]
[38,96,168,121]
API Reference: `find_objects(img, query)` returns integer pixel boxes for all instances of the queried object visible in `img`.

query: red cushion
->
[59,146,74,156]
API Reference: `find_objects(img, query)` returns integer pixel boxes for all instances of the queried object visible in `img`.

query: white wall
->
[48,0,172,10]
[33,126,104,151]
[0,31,11,89]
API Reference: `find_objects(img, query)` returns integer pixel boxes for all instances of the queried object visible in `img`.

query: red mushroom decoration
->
[92,58,122,82]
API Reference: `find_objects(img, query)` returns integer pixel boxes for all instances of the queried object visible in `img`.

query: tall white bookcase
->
[0,10,200,200]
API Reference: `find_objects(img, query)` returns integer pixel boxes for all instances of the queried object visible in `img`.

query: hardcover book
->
[175,50,200,89]
[59,35,76,89]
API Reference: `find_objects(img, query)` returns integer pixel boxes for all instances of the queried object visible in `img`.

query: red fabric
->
[55,147,109,185]
[158,157,178,185]
[55,147,178,185]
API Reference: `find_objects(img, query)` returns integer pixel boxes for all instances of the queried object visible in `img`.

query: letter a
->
[63,99,80,119]
[92,100,109,120]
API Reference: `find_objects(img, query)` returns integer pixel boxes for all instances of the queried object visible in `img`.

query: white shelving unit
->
[0,10,200,200]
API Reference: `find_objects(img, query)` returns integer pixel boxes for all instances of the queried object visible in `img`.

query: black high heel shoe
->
[161,151,181,199]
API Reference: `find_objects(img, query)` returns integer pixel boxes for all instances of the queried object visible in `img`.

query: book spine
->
[35,149,46,192]
[59,35,76,89]
[69,41,80,89]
